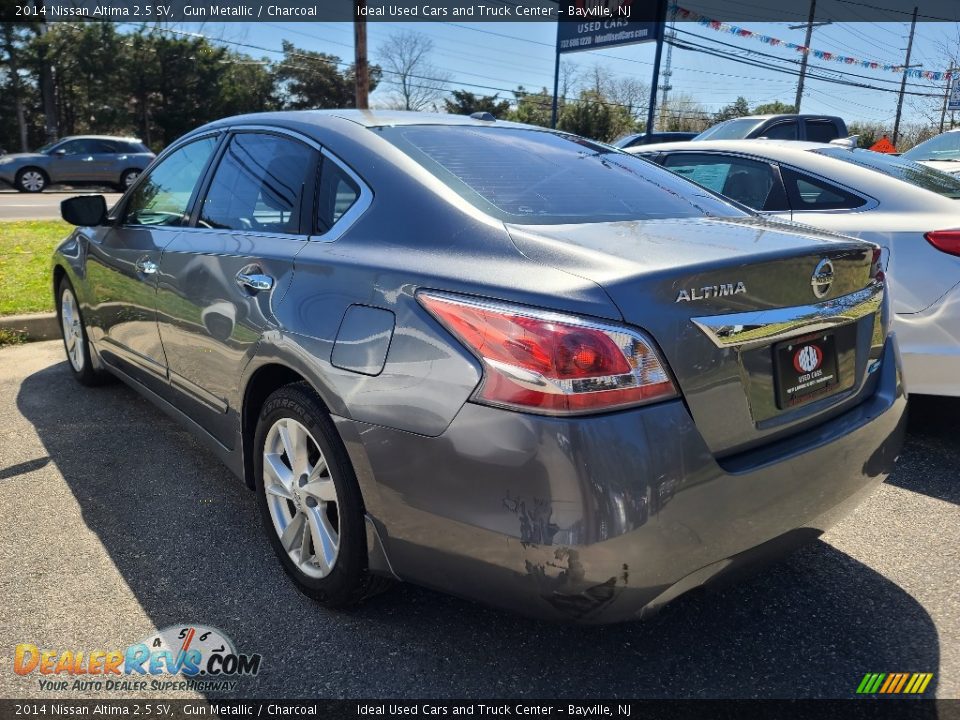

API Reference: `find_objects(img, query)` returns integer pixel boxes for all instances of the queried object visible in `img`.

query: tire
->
[118,168,140,191]
[253,382,391,607]
[15,167,47,193]
[57,277,110,386]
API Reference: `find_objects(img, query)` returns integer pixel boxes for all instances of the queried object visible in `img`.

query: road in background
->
[0,190,123,221]
[0,341,957,699]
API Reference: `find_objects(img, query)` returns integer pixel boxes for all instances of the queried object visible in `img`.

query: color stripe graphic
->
[856,673,934,694]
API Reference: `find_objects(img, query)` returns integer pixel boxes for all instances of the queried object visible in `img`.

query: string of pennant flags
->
[671,5,952,81]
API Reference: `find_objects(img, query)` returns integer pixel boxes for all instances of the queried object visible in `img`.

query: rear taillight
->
[925,230,960,258]
[870,247,885,283]
[418,292,677,415]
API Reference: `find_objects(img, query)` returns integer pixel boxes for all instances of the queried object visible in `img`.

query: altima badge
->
[676,282,747,303]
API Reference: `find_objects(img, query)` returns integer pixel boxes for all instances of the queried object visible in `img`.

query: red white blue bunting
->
[672,6,951,81]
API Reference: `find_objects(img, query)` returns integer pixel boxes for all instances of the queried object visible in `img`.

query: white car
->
[630,139,960,396]
[901,129,960,174]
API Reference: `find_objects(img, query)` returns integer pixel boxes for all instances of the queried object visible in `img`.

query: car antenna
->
[469,112,496,122]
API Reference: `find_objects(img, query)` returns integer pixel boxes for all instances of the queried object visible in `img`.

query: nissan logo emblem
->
[811,258,834,299]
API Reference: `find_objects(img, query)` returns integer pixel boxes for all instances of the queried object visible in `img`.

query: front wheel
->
[16,167,47,193]
[58,278,109,386]
[253,383,391,607]
[118,168,140,191]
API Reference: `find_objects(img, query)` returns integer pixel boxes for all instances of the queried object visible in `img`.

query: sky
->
[162,17,960,128]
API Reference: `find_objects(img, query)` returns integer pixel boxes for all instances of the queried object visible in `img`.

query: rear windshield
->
[377,126,745,224]
[812,147,960,199]
[902,132,960,162]
[695,118,765,141]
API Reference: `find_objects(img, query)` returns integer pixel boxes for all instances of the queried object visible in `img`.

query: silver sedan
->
[631,139,960,397]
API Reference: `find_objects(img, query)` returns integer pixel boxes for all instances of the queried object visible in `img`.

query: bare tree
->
[582,63,650,125]
[376,31,450,111]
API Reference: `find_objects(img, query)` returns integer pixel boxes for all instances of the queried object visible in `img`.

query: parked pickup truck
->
[694,114,848,143]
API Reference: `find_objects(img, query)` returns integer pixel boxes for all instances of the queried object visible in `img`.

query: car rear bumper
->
[895,285,960,396]
[336,338,906,623]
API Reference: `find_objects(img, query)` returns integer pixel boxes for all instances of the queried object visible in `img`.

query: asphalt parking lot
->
[0,189,123,220]
[0,341,957,700]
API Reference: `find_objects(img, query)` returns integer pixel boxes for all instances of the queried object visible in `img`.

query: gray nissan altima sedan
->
[51,110,906,623]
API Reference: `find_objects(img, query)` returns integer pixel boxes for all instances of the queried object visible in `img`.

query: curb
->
[0,312,60,341]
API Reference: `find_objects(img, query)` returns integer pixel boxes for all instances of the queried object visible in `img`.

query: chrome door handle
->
[236,271,274,292]
[136,257,157,275]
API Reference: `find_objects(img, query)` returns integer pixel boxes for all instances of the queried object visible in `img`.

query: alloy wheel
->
[60,287,85,373]
[262,417,340,579]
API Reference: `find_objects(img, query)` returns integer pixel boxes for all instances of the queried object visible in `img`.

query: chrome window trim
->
[692,280,885,349]
[309,147,373,244]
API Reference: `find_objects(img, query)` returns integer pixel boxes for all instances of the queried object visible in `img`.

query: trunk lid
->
[507,216,885,455]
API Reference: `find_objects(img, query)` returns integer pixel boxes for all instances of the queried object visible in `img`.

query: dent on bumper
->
[894,287,960,396]
[337,340,906,624]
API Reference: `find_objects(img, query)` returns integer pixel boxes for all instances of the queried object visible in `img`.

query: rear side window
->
[200,133,314,234]
[780,167,867,211]
[89,140,118,154]
[316,158,360,233]
[662,153,789,211]
[378,126,744,224]
[806,120,840,143]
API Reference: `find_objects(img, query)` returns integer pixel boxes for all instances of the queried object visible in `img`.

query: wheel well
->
[52,265,66,309]
[120,167,141,179]
[241,364,325,489]
[17,166,49,182]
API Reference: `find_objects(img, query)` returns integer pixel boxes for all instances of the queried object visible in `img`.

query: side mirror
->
[52,148,67,156]
[61,195,108,226]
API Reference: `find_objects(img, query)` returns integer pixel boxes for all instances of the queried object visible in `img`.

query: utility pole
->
[892,5,919,148]
[659,5,677,129]
[790,0,832,112]
[354,0,369,109]
[939,67,959,133]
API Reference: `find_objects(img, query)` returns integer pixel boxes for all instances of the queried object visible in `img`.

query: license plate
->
[774,333,840,409]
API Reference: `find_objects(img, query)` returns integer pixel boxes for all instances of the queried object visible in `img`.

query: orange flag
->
[870,136,897,153]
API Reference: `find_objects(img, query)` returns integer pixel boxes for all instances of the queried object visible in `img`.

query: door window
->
[662,153,788,211]
[780,167,867,211]
[806,120,840,143]
[55,139,97,155]
[123,135,218,227]
[760,122,799,140]
[199,133,314,235]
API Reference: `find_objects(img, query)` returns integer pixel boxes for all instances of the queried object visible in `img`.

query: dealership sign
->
[557,1,657,53]
[949,77,960,112]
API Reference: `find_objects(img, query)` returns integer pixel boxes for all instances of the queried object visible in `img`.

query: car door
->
[47,139,97,183]
[154,129,318,446]
[84,134,221,396]
[86,139,122,183]
[660,152,790,213]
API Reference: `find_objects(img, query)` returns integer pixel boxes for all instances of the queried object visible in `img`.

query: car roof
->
[628,139,834,156]
[60,135,144,142]
[228,109,532,130]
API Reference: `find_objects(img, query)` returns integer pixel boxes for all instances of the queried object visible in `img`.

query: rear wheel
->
[253,383,391,607]
[16,167,47,193]
[58,278,109,386]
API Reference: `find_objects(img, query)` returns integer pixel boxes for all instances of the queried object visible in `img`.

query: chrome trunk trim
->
[692,281,884,349]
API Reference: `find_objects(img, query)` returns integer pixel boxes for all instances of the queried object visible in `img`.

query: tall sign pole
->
[892,6,918,147]
[354,0,369,109]
[551,22,561,128]
[645,0,667,133]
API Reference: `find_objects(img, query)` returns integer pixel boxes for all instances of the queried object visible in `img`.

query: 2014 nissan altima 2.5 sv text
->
[51,111,906,623]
